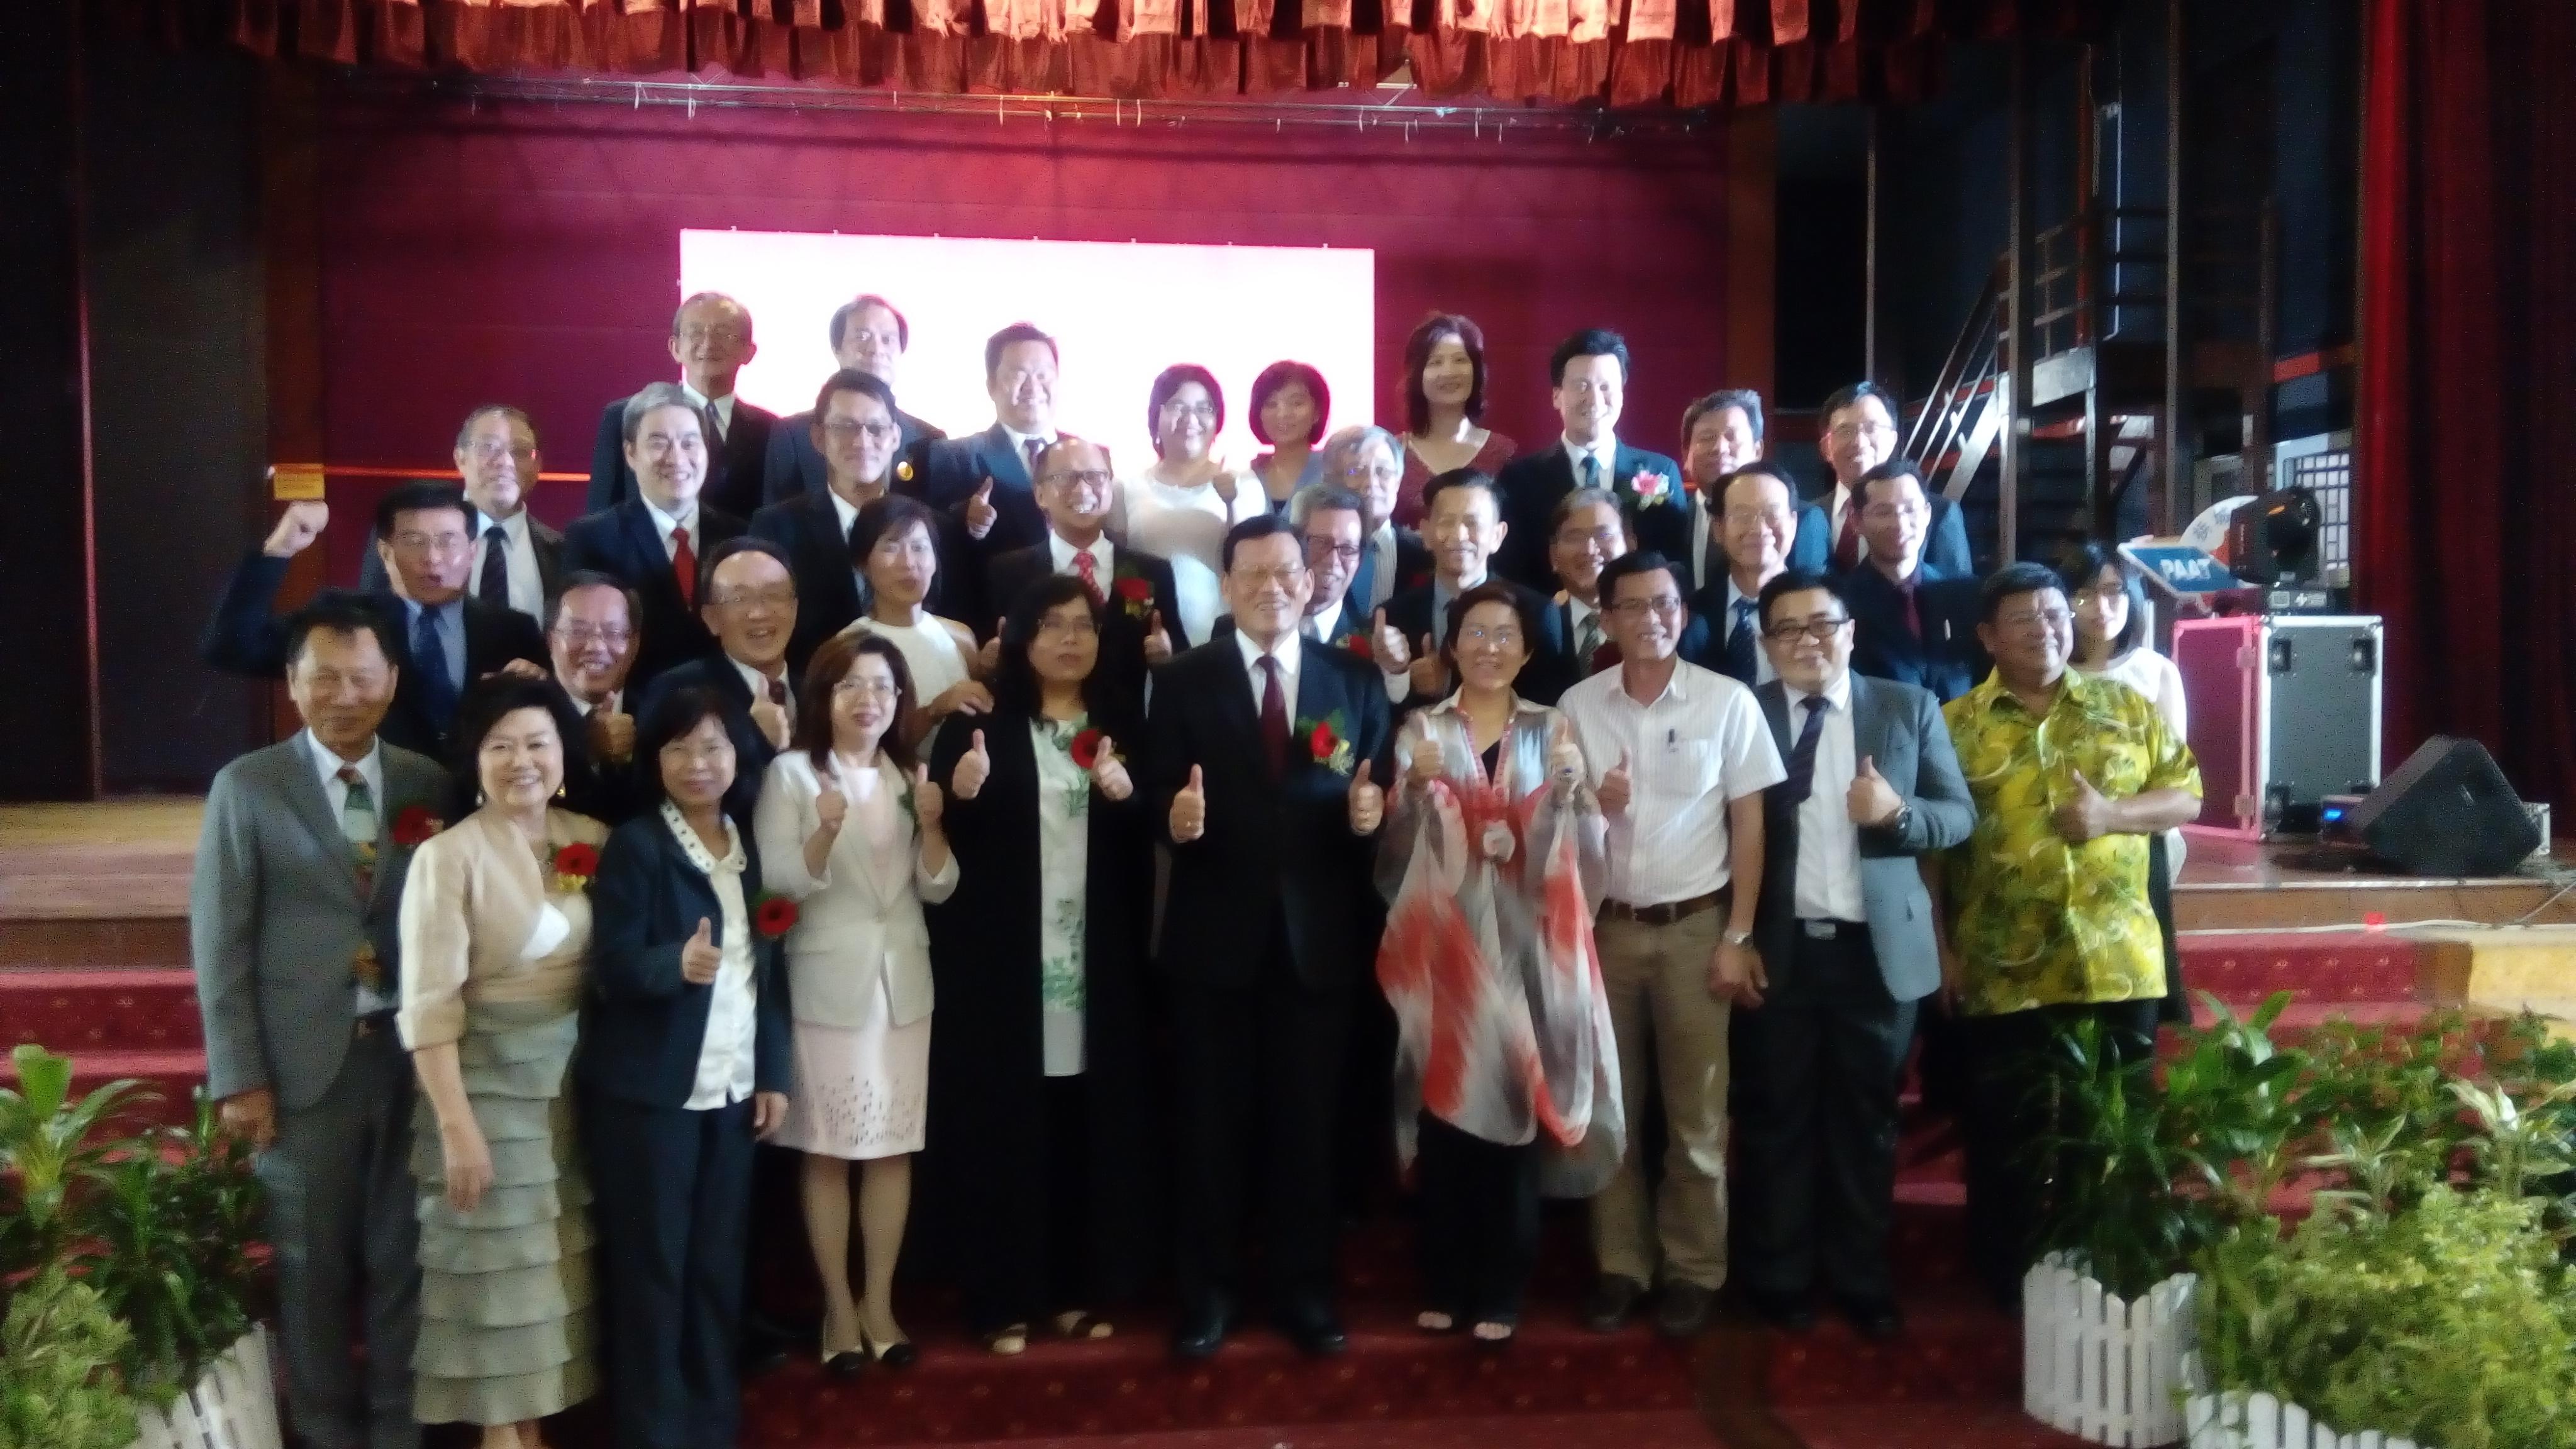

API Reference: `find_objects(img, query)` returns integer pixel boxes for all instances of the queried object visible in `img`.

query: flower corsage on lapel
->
[1297,710,1357,777]
[391,805,443,848]
[752,892,799,940]
[549,841,600,895]
[1626,467,1678,510]
[1110,570,1155,621]
[1069,727,1121,770]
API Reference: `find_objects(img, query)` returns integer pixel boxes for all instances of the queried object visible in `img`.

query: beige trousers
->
[1587,904,1733,1291]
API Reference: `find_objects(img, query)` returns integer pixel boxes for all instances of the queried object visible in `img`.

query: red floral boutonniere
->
[1112,574,1154,621]
[550,842,599,895]
[1627,469,1677,509]
[1069,728,1121,771]
[1296,711,1357,776]
[1344,633,1374,660]
[391,806,443,847]
[752,892,799,939]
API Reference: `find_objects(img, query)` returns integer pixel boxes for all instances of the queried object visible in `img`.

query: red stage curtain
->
[123,0,2096,106]
[2357,0,2576,820]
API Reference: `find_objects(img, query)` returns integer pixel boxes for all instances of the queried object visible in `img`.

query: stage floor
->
[1,797,2570,935]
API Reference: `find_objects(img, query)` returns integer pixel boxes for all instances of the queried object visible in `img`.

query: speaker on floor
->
[2343,736,2541,877]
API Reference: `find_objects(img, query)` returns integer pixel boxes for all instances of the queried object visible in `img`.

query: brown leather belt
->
[1598,889,1725,926]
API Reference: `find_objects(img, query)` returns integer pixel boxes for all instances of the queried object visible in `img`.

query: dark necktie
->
[765,677,789,709]
[1896,576,1923,639]
[1582,453,1601,492]
[412,605,458,731]
[1783,694,1829,805]
[1257,655,1289,780]
[1022,437,1045,482]
[1352,541,1378,615]
[1574,606,1604,669]
[1724,596,1758,683]
[478,522,509,608]
[701,401,728,494]
[1835,502,1863,570]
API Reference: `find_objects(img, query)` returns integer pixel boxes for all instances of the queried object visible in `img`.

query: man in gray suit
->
[1735,567,1974,1341]
[358,404,564,619]
[191,592,448,1449]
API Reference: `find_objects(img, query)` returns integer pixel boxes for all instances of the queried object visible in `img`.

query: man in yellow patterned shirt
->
[1936,561,2201,1306]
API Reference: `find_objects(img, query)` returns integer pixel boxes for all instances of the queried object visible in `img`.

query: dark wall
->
[82,36,270,792]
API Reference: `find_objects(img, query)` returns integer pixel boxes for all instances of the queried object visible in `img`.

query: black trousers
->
[1957,999,2160,1303]
[586,1095,757,1449]
[960,1074,1097,1336]
[1736,923,1918,1306]
[1414,1113,1541,1323]
[1173,951,1348,1313]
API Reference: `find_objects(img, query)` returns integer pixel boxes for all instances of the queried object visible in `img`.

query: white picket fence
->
[2177,1355,2423,1449]
[128,1326,285,1449]
[2023,1253,2197,1446]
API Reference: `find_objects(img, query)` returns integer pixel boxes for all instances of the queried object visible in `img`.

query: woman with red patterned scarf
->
[1374,580,1623,1348]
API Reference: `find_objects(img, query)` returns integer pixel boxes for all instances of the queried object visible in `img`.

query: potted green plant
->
[0,1267,140,1449]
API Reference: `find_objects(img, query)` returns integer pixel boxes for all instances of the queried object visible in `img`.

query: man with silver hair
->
[587,291,779,519]
[562,380,750,692]
[1316,425,1428,616]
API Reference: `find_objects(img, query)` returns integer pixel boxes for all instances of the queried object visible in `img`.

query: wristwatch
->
[1721,928,1755,949]
[1886,803,1914,834]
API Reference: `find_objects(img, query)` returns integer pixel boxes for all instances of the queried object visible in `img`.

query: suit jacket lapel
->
[1211,643,1263,763]
[619,501,673,598]
[277,742,367,907]
[983,424,1033,492]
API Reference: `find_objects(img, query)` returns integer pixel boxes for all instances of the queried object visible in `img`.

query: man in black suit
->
[544,570,645,824]
[1492,329,1686,589]
[1740,569,1974,1340]
[587,292,778,521]
[1535,485,1679,690]
[636,537,801,786]
[1817,382,1971,576]
[1672,391,1829,593]
[1148,515,1393,1363]
[897,321,1061,628]
[985,436,1179,718]
[357,405,563,621]
[1283,484,1372,651]
[749,370,903,674]
[199,483,548,760]
[761,294,945,504]
[1844,460,1987,703]
[1320,426,1430,618]
[563,383,750,696]
[1691,461,1807,689]
[1369,469,1564,708]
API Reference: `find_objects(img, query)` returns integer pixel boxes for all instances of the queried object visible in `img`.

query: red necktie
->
[1073,549,1102,604]
[1257,656,1289,780]
[1897,577,1922,638]
[1835,502,1863,570]
[671,526,697,607]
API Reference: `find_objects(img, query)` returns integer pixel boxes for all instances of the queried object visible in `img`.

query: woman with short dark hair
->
[1394,314,1516,529]
[1114,364,1265,646]
[1248,360,1332,511]
[837,494,989,742]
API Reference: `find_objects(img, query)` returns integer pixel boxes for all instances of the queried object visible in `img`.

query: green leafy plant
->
[2158,992,2310,1230]
[2029,1013,2216,1297]
[0,1044,145,1275]
[0,1267,140,1449]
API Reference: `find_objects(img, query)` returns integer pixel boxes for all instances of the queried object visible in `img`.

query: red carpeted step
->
[737,1304,1699,1444]
[819,1409,1729,1449]
[2,967,202,1055]
[1772,1401,2097,1448]
[1759,1282,2023,1405]
[2175,931,2424,1006]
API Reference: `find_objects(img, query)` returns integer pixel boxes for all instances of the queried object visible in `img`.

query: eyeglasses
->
[391,531,472,555]
[820,419,901,443]
[677,326,748,348]
[2070,584,2130,604]
[1159,401,1218,422]
[1036,617,1100,641]
[552,625,633,647]
[1607,596,1685,619]
[637,435,704,457]
[1826,420,1897,443]
[463,440,536,462]
[1338,463,1401,485]
[1457,626,1523,648]
[1303,538,1362,564]
[831,677,900,700]
[659,738,735,763]
[1041,469,1116,491]
[1762,618,1853,643]
[708,586,797,610]
[1721,509,1796,530]
[1231,564,1309,588]
[1554,526,1626,551]
[1997,608,2076,633]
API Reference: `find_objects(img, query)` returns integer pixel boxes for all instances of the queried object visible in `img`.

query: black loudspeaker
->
[2343,736,2541,877]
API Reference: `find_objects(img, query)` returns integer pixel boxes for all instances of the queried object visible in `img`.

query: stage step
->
[867,1410,1731,1449]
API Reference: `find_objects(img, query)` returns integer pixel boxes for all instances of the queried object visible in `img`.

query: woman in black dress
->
[925,574,1162,1355]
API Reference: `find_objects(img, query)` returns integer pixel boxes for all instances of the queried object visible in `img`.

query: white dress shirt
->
[1782,674,1867,923]
[1001,425,1058,478]
[1724,578,1780,685]
[1049,531,1114,582]
[1304,596,1347,645]
[1560,432,1620,490]
[470,507,545,618]
[1557,660,1785,906]
[305,730,396,1014]
[662,801,759,1110]
[1234,625,1303,719]
[642,497,699,564]
[1826,481,1857,555]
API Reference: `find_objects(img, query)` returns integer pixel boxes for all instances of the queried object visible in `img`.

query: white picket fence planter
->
[2177,1354,2422,1449]
[127,1325,284,1449]
[2023,1253,2197,1446]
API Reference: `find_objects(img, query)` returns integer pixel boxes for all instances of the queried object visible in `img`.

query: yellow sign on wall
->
[270,464,326,501]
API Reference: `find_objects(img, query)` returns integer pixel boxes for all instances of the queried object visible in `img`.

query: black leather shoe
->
[1172,1297,1232,1362]
[1274,1300,1347,1358]
[1746,1288,1817,1333]
[1584,1274,1650,1333]
[1835,1296,1903,1343]
[1654,1282,1716,1338]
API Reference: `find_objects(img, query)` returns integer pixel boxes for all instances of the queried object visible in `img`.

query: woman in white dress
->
[752,630,956,1375]
[835,494,992,748]
[1111,364,1266,646]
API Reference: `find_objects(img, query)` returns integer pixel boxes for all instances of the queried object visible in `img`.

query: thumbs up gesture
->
[1599,750,1634,818]
[680,918,721,985]
[1846,754,1904,827]
[1370,608,1411,675]
[1143,609,1174,665]
[911,762,946,830]
[1407,634,1447,701]
[952,729,991,801]
[1407,735,1445,789]
[814,779,849,835]
[1088,734,1135,802]
[1347,760,1385,836]
[2053,767,2116,843]
[965,479,999,540]
[1548,735,1587,794]
[749,697,792,752]
[1170,763,1208,843]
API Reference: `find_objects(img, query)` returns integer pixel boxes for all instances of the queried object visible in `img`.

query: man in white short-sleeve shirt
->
[1555,548,1784,1340]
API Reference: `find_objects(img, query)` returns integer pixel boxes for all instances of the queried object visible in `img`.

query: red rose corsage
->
[1113,575,1153,619]
[752,893,799,939]
[1345,634,1373,658]
[1069,728,1114,770]
[1297,713,1355,774]
[391,806,442,847]
[550,842,599,894]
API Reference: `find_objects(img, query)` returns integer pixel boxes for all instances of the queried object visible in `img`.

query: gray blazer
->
[190,736,448,1111]
[1752,674,1974,1002]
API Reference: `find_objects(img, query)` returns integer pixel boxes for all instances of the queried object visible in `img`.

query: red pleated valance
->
[141,0,2105,107]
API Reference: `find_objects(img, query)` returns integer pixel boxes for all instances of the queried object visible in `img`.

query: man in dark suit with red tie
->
[1816,382,1970,577]
[1492,330,1686,589]
[760,294,945,504]
[1148,516,1392,1364]
[984,436,1182,718]
[587,292,779,521]
[564,383,748,694]
[897,322,1061,629]
[1843,460,1987,703]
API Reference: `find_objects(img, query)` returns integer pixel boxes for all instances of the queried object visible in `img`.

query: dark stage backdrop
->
[307,91,1763,582]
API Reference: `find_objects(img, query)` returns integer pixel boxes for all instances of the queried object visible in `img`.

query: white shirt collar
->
[1001,424,1058,458]
[1567,592,1600,627]
[1784,671,1853,716]
[730,654,788,702]
[1561,432,1619,477]
[1234,624,1302,680]
[828,489,859,538]
[303,728,382,796]
[1049,531,1113,576]
[1306,596,1343,641]
[680,383,735,435]
[472,506,529,542]
[641,496,697,545]
[660,799,745,875]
